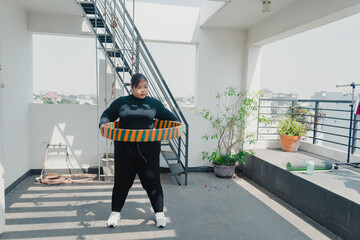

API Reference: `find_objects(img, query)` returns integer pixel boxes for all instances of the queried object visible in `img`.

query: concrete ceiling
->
[15,0,83,16]
[202,0,302,29]
[14,0,205,15]
[15,0,303,30]
[15,0,358,34]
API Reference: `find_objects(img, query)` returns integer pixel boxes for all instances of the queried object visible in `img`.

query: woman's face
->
[131,79,149,99]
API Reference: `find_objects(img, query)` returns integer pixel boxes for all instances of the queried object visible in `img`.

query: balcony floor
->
[3,173,340,240]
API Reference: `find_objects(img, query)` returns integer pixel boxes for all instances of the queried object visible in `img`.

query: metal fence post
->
[312,101,319,144]
[177,138,181,162]
[291,100,295,119]
[256,99,261,140]
[351,113,357,154]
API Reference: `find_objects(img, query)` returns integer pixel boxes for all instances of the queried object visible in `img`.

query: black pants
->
[112,141,163,213]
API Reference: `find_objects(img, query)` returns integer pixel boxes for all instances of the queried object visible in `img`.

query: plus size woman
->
[99,73,178,228]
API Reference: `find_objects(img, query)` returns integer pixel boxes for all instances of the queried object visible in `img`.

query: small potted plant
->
[202,150,253,178]
[277,106,310,152]
[201,87,271,178]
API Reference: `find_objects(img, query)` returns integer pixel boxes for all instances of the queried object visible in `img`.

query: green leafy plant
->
[277,106,312,137]
[41,99,54,104]
[202,149,254,166]
[277,116,309,136]
[200,87,271,166]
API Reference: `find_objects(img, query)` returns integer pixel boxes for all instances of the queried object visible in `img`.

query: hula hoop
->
[103,119,183,142]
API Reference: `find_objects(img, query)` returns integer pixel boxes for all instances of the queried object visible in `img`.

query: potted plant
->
[277,106,310,152]
[202,150,253,178]
[200,87,271,178]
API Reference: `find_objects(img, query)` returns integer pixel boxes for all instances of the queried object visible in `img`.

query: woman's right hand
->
[100,124,106,137]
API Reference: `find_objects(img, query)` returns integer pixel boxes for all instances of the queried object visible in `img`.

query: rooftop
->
[2,0,360,239]
[4,171,341,240]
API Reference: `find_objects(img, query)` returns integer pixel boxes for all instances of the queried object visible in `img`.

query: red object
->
[356,103,360,115]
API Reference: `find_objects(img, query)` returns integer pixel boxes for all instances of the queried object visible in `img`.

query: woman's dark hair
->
[131,73,148,88]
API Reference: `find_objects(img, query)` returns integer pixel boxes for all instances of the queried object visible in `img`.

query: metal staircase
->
[77,0,188,185]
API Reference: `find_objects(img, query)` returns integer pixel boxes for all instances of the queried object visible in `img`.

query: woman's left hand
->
[100,124,106,137]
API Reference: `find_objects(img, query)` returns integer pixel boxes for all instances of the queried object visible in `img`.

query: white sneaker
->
[107,211,121,228]
[155,212,166,228]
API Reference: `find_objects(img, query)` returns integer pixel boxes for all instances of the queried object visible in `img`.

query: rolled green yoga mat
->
[286,161,333,171]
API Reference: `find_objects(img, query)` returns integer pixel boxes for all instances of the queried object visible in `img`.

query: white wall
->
[179,107,213,167]
[0,1,33,188]
[244,46,262,92]
[28,104,215,169]
[0,33,5,234]
[194,27,247,109]
[28,11,92,36]
[29,104,99,169]
[182,27,248,165]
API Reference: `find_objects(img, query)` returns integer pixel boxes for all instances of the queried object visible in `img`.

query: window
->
[33,34,96,105]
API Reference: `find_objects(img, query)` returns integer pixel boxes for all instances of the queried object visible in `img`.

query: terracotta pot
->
[212,162,236,178]
[280,135,301,152]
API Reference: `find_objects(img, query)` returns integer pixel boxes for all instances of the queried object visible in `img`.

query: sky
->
[33,35,96,95]
[261,13,360,99]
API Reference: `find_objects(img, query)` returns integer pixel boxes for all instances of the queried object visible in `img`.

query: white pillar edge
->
[0,40,6,234]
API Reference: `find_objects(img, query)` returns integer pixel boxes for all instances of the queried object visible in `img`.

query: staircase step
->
[107,50,123,58]
[116,66,130,72]
[98,34,113,43]
[169,163,185,174]
[80,2,96,14]
[161,140,170,145]
[162,151,178,160]
[89,18,105,28]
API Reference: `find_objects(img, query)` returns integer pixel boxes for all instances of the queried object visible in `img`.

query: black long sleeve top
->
[99,95,178,129]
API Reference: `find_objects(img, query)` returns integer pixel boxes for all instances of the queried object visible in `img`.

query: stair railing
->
[83,0,189,184]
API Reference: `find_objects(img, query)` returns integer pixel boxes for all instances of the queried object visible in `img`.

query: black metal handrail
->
[257,98,358,153]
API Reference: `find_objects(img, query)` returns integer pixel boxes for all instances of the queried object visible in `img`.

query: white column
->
[0,41,6,234]
[98,57,118,157]
[195,27,246,109]
[244,45,267,148]
[245,46,262,92]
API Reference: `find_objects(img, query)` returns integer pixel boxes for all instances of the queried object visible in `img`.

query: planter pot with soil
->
[280,135,301,152]
[212,162,236,178]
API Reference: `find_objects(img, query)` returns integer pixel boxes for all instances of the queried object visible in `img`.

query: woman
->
[99,73,178,228]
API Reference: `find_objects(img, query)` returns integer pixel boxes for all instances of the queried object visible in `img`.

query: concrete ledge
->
[261,139,360,163]
[244,149,360,240]
[299,141,360,163]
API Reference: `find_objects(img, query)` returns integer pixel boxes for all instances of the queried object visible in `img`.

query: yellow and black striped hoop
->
[104,120,183,142]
